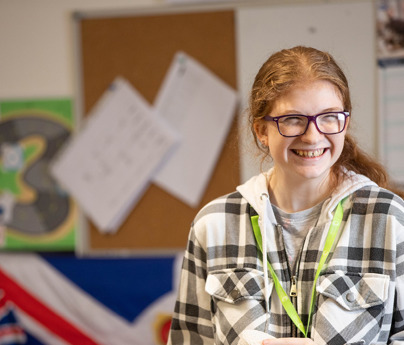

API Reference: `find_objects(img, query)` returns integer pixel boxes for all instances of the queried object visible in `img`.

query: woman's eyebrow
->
[279,107,344,115]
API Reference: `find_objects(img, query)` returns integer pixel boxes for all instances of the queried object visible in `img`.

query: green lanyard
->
[251,200,344,337]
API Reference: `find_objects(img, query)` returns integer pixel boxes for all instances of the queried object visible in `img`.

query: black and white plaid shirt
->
[167,171,404,345]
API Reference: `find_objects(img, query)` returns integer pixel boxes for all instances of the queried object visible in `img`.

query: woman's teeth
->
[294,149,325,157]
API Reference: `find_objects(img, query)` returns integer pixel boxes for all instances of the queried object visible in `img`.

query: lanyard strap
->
[251,200,344,337]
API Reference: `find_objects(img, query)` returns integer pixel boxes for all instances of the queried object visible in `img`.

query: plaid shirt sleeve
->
[390,198,404,344]
[376,191,404,344]
[166,192,264,345]
[167,224,214,344]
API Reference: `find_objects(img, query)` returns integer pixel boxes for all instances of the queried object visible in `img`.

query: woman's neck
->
[268,170,332,213]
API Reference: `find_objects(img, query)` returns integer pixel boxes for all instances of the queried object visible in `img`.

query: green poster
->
[0,99,77,251]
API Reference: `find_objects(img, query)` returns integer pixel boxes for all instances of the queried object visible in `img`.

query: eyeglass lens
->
[278,113,346,136]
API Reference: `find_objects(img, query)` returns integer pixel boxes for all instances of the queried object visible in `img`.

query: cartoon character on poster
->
[0,99,77,251]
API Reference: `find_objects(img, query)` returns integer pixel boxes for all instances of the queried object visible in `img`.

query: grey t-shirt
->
[271,201,324,273]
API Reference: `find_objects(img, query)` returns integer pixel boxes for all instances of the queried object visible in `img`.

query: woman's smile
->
[292,148,326,158]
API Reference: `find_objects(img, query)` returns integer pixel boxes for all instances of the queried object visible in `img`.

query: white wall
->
[0,0,162,99]
[0,0,377,182]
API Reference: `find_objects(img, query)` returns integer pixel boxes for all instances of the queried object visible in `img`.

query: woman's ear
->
[254,121,268,146]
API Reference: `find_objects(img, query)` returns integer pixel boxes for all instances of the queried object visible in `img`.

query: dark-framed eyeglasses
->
[263,111,350,137]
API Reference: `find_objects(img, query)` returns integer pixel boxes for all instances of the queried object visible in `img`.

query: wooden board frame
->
[73,5,240,254]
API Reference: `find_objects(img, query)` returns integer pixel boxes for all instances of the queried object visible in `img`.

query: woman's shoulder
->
[193,190,247,224]
[353,184,404,200]
[350,184,404,214]
[346,185,404,246]
[188,190,252,250]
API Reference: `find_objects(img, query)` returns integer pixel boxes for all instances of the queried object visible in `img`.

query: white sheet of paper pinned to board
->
[153,52,238,207]
[50,77,179,233]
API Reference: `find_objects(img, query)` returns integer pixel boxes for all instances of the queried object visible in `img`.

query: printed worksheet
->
[51,77,179,233]
[153,52,238,207]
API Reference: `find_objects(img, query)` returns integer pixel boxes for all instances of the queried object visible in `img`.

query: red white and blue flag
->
[0,253,181,345]
[0,296,26,344]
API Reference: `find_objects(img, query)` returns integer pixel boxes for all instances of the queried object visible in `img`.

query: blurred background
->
[0,0,403,344]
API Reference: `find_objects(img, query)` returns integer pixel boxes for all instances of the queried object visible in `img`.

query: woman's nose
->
[301,121,324,143]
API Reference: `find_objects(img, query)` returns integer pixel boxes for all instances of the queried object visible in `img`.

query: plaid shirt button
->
[230,288,242,300]
[346,292,356,303]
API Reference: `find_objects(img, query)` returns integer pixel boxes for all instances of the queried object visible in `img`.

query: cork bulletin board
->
[73,5,240,253]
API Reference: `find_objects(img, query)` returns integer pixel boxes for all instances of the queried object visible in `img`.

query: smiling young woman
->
[167,46,404,345]
[253,79,348,213]
[250,46,404,201]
